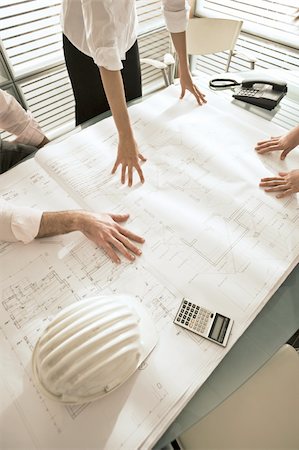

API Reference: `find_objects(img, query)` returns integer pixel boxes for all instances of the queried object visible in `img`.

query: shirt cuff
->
[94,46,123,70]
[11,207,43,244]
[14,111,45,147]
[163,7,190,33]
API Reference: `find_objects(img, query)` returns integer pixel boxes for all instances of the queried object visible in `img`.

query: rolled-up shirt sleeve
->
[81,0,122,70]
[0,201,43,244]
[0,89,45,147]
[162,0,190,33]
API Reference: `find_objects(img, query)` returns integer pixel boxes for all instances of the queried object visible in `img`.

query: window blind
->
[137,0,164,33]
[20,65,75,138]
[197,0,299,49]
[0,0,63,78]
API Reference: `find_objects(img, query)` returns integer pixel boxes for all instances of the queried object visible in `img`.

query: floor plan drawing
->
[1,85,299,449]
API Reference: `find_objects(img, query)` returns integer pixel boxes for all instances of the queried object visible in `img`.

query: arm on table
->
[0,88,49,147]
[162,0,206,105]
[170,31,206,105]
[37,210,144,263]
[99,67,146,187]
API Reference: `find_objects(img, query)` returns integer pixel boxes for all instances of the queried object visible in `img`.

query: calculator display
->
[208,314,230,343]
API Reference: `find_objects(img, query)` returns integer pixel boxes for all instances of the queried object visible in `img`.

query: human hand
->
[255,127,299,160]
[111,134,146,187]
[179,70,207,106]
[259,169,299,198]
[80,211,144,263]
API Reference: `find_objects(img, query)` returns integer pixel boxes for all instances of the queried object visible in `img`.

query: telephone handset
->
[232,79,287,110]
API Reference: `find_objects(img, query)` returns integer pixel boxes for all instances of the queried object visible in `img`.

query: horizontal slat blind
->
[136,0,164,33]
[197,0,299,48]
[0,0,63,77]
[140,28,171,93]
[19,66,75,138]
[195,32,299,76]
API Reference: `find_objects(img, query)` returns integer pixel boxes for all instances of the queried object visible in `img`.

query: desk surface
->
[155,69,299,449]
[1,69,299,450]
[61,69,299,449]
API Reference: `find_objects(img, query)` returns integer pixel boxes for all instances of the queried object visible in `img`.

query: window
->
[194,0,299,76]
[1,0,63,78]
[197,0,299,49]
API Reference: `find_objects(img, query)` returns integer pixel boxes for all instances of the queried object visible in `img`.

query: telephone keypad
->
[237,88,260,97]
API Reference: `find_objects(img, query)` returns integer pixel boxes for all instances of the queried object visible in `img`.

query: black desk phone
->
[232,79,287,110]
[209,76,287,110]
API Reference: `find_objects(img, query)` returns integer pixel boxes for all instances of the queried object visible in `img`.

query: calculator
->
[174,299,233,347]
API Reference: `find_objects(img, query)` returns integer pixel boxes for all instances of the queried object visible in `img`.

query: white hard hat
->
[32,295,157,404]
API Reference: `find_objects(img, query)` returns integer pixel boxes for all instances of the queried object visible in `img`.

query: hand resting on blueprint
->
[255,124,299,160]
[37,211,144,263]
[178,66,207,106]
[259,170,299,198]
[256,124,299,198]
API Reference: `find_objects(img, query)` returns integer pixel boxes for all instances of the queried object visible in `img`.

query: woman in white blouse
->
[61,0,206,187]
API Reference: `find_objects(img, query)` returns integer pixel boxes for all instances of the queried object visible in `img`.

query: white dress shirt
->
[0,89,44,243]
[62,0,190,70]
[0,89,45,147]
[0,202,42,243]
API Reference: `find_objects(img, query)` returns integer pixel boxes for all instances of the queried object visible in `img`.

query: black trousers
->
[63,35,142,126]
[0,139,37,174]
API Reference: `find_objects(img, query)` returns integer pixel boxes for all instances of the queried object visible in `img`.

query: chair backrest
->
[186,17,243,56]
[178,344,299,449]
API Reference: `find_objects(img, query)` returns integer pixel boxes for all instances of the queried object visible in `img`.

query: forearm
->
[170,30,206,106]
[0,90,46,146]
[36,210,85,238]
[288,125,299,146]
[36,210,144,263]
[99,67,133,139]
[171,32,190,75]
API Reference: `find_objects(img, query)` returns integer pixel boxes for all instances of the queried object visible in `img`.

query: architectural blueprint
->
[1,85,299,449]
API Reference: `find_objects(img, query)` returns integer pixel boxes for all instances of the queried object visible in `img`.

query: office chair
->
[141,17,256,87]
[177,344,299,449]
[186,17,251,73]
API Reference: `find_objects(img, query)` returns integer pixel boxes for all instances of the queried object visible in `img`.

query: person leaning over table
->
[255,124,299,198]
[0,89,144,263]
[61,0,207,187]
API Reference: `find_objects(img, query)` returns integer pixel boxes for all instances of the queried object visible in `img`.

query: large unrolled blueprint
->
[1,85,299,449]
